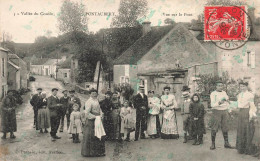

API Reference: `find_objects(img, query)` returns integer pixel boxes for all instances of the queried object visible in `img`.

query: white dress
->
[68,111,82,134]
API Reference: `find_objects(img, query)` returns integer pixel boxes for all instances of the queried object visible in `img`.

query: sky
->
[0,0,259,43]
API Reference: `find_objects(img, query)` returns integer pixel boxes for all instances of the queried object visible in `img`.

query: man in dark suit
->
[30,88,42,129]
[67,90,81,130]
[133,85,148,141]
[59,90,70,132]
[48,88,62,141]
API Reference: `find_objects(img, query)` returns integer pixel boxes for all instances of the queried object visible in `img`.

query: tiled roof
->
[113,25,175,65]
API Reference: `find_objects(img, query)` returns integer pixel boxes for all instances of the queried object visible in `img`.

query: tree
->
[164,18,175,25]
[58,0,88,34]
[111,0,148,27]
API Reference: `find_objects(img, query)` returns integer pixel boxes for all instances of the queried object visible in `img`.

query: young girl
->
[189,94,205,145]
[120,101,135,142]
[68,103,82,143]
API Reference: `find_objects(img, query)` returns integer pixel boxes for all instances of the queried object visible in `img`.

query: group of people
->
[30,88,81,142]
[1,79,260,159]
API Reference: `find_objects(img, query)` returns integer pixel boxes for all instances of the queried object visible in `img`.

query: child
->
[189,94,205,145]
[120,101,135,142]
[252,103,260,159]
[68,103,82,143]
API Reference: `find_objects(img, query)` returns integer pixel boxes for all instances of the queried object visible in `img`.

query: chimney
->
[248,7,255,24]
[142,21,151,36]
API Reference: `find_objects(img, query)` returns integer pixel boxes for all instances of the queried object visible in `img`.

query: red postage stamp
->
[204,6,247,41]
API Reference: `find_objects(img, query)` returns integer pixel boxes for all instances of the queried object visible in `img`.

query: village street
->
[0,75,258,161]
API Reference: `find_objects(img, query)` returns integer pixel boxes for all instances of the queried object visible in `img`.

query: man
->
[48,88,62,141]
[59,90,70,132]
[181,85,192,143]
[67,90,81,130]
[236,81,257,154]
[30,88,42,129]
[100,91,113,140]
[209,80,233,150]
[111,92,122,141]
[147,90,161,138]
[133,85,148,141]
[1,90,17,139]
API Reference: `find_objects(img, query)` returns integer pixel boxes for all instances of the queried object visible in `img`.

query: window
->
[247,51,251,66]
[64,73,67,78]
[247,51,256,68]
[2,58,4,77]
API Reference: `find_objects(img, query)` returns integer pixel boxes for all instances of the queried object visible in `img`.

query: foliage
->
[113,83,135,101]
[164,18,175,25]
[96,26,143,61]
[58,0,88,33]
[196,72,239,100]
[111,0,148,27]
[74,34,108,83]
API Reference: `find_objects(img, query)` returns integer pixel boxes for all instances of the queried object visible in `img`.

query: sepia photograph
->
[0,0,260,160]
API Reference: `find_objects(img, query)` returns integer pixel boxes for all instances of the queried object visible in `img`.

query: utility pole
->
[97,33,104,92]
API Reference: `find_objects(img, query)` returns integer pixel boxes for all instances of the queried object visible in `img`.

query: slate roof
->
[113,25,175,65]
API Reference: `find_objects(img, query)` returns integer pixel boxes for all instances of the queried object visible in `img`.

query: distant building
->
[57,56,72,83]
[30,56,67,79]
[8,54,29,89]
[0,47,8,100]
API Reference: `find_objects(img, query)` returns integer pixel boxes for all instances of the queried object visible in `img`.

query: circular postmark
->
[205,6,253,50]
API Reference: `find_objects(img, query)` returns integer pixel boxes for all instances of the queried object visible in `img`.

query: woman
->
[1,90,17,139]
[111,92,121,140]
[236,81,257,155]
[81,89,105,157]
[160,86,179,139]
[147,90,161,138]
[37,92,50,133]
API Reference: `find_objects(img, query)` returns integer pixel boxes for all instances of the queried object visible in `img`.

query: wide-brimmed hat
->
[105,91,112,96]
[163,86,171,90]
[69,90,75,93]
[62,90,68,93]
[51,88,58,92]
[181,85,190,91]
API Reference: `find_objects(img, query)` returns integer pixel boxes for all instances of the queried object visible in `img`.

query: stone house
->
[0,47,8,100]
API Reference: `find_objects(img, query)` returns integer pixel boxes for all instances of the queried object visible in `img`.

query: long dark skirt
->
[236,108,256,154]
[1,110,17,133]
[81,119,105,157]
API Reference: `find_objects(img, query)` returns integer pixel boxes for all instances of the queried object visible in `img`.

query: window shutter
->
[251,51,255,68]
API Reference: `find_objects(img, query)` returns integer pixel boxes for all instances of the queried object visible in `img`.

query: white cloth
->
[210,91,229,110]
[94,116,106,140]
[148,97,161,115]
[237,90,257,119]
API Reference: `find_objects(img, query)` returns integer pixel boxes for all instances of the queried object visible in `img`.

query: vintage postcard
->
[0,0,260,160]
